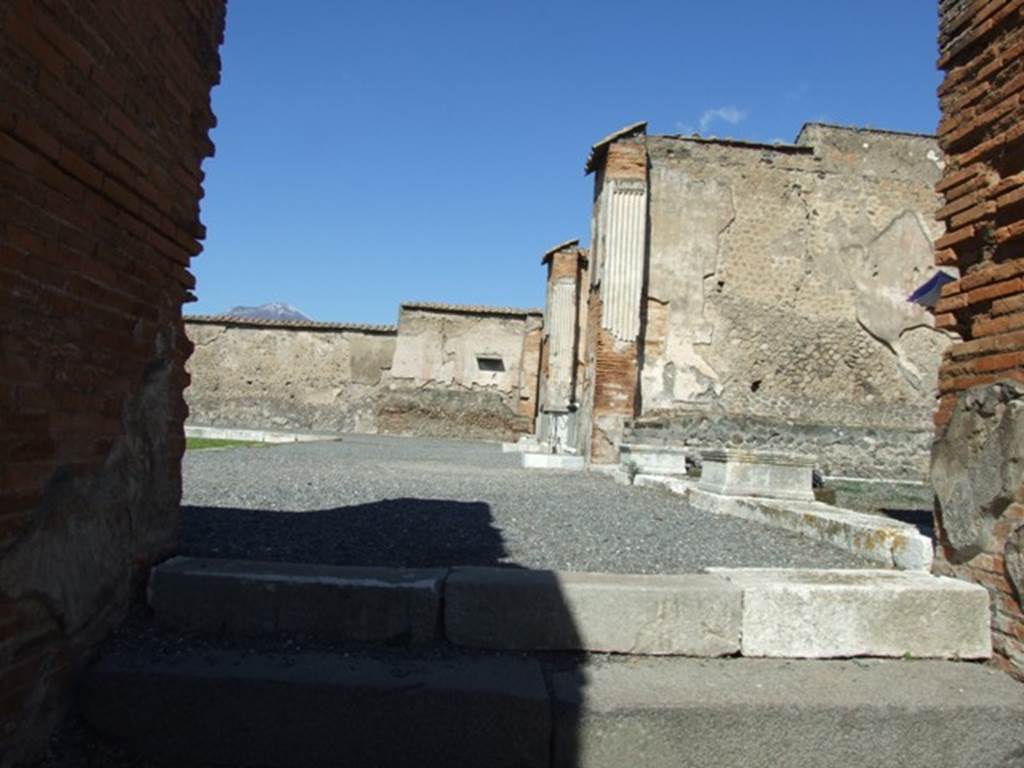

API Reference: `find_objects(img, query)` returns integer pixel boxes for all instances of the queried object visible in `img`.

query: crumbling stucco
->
[383,306,540,439]
[633,127,952,478]
[185,321,395,434]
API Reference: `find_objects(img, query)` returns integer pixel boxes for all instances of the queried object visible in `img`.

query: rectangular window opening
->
[476,355,506,372]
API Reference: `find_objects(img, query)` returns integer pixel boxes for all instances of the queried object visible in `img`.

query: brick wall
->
[0,1,225,761]
[517,319,542,428]
[932,0,1024,680]
[585,141,645,463]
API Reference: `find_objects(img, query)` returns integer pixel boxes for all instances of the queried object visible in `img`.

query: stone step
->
[80,650,551,768]
[79,650,1024,768]
[445,567,742,655]
[149,556,445,643]
[150,559,993,660]
[552,657,1024,768]
[710,568,992,659]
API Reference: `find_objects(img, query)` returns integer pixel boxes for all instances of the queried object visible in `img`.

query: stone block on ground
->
[81,650,550,768]
[445,567,741,655]
[709,568,991,659]
[698,448,815,501]
[619,443,688,476]
[552,657,1024,768]
[688,487,934,570]
[521,452,586,470]
[149,557,445,643]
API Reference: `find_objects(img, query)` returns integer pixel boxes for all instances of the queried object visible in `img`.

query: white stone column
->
[599,178,648,342]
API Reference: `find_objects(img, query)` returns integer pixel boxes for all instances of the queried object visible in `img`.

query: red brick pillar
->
[582,126,648,463]
[0,1,225,758]
[930,0,1024,680]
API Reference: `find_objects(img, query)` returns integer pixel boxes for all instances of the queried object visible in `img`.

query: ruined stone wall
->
[0,1,224,761]
[184,317,397,434]
[379,304,541,440]
[931,0,1024,681]
[636,126,951,479]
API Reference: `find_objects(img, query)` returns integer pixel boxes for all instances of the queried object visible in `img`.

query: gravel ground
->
[181,433,873,571]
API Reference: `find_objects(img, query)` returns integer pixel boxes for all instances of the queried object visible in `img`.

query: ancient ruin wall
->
[378,304,541,440]
[0,2,224,760]
[184,317,397,434]
[931,0,1024,681]
[636,127,951,479]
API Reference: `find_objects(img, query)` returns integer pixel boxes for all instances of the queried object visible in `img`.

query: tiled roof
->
[400,302,543,317]
[584,121,647,174]
[184,314,397,333]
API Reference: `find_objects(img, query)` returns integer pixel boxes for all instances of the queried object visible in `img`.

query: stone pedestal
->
[698,449,815,501]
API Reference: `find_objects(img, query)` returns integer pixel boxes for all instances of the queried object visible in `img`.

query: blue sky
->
[193,0,943,324]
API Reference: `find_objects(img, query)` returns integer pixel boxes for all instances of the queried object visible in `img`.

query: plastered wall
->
[185,317,396,434]
[634,126,952,478]
[379,304,541,440]
[184,304,543,442]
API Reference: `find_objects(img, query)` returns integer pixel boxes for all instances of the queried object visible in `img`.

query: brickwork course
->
[932,0,1024,681]
[0,1,225,761]
[583,139,646,464]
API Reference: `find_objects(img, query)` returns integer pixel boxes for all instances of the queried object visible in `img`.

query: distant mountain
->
[225,302,310,321]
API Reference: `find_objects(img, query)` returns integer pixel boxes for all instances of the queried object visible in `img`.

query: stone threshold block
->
[185,425,337,444]
[633,474,693,494]
[709,568,992,659]
[698,448,815,501]
[444,567,741,655]
[502,435,548,453]
[688,487,933,570]
[521,452,586,470]
[619,443,688,476]
[149,557,446,643]
[552,657,1024,768]
[82,650,550,768]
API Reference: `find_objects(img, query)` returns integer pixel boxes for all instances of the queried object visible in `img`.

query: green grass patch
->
[185,437,262,451]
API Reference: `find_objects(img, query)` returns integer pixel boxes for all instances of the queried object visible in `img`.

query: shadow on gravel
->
[55,499,588,766]
[172,497,588,767]
[180,498,512,567]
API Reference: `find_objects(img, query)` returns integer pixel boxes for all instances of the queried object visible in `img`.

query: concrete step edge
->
[149,558,993,660]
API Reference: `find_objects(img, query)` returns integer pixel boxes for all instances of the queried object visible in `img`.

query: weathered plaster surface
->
[380,307,539,439]
[636,127,952,478]
[185,323,395,434]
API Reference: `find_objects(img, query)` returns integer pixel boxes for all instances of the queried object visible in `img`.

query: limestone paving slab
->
[81,650,551,768]
[445,567,741,655]
[552,657,1024,768]
[688,486,934,570]
[149,556,445,642]
[709,568,992,659]
[185,425,336,444]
